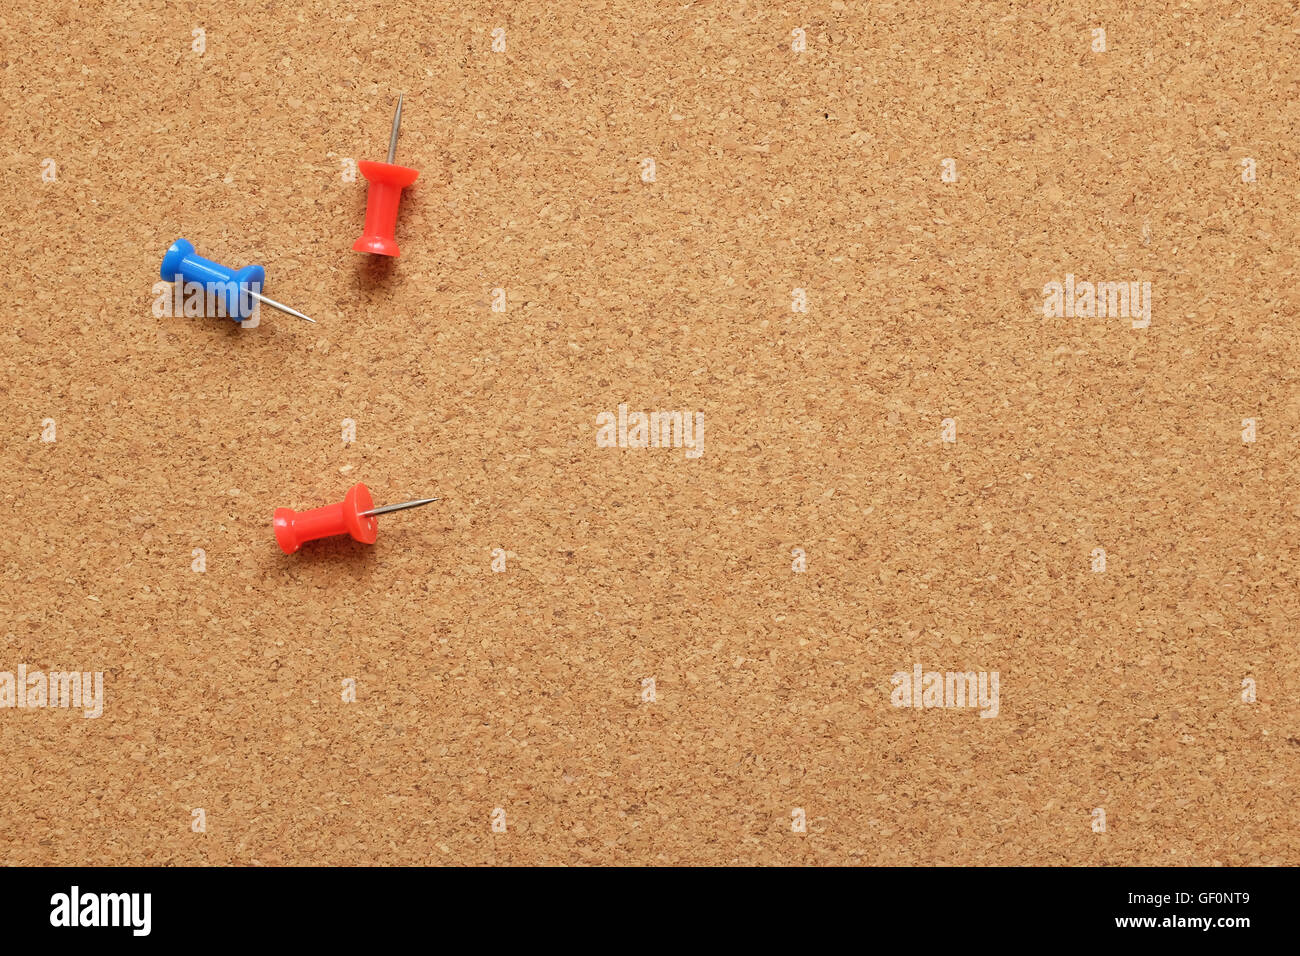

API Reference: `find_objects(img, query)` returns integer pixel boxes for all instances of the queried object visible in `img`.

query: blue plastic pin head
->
[159,239,315,324]
[161,238,264,322]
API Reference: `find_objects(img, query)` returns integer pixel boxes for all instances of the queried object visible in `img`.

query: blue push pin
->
[160,239,315,324]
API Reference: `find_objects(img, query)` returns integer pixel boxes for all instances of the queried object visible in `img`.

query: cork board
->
[2,1,1298,865]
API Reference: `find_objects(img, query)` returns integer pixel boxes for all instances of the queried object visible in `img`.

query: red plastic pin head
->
[353,161,419,257]
[274,482,378,555]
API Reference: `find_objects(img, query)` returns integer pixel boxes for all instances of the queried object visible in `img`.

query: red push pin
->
[353,93,419,257]
[273,482,438,554]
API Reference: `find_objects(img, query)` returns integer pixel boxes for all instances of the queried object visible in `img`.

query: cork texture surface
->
[1,1,1297,864]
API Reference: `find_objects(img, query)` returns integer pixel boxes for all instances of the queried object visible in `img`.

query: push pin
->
[274,482,438,554]
[353,93,419,257]
[160,239,316,323]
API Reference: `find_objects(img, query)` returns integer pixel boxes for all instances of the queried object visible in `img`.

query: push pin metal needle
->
[353,93,420,257]
[160,239,316,324]
[274,482,438,554]
[386,91,403,164]
[247,290,316,324]
[361,496,440,517]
